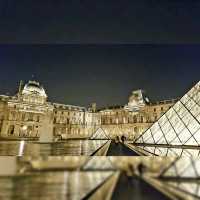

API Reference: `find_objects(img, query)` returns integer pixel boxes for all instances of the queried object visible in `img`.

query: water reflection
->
[0,157,175,200]
[0,140,108,156]
[0,171,115,200]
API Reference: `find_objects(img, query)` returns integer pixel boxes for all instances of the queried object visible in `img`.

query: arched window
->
[8,125,14,135]
[141,116,143,123]
[29,113,33,121]
[134,127,138,134]
[27,126,32,136]
[133,116,137,123]
[21,113,25,121]
[53,117,57,123]
[36,116,40,122]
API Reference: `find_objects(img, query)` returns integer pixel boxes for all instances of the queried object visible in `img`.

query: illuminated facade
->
[0,80,177,140]
[99,89,177,139]
[0,80,100,140]
[0,81,53,140]
[133,81,200,156]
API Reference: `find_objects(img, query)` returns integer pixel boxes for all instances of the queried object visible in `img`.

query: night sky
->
[0,1,199,107]
[0,44,199,107]
[0,0,200,43]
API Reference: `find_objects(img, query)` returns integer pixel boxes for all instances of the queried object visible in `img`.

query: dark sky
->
[0,1,199,107]
[0,44,199,107]
[0,0,200,43]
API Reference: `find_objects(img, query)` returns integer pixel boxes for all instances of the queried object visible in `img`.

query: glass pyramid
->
[135,81,200,148]
[82,157,116,171]
[90,128,110,140]
[158,157,200,199]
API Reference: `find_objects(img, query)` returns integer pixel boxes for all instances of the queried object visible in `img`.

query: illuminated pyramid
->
[158,157,200,199]
[90,128,110,140]
[135,81,200,155]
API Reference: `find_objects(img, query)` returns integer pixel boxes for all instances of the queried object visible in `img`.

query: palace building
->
[99,89,177,139]
[0,80,100,141]
[0,80,177,141]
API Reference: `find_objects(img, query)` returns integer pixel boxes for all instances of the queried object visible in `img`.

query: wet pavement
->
[107,142,139,156]
[111,173,171,200]
[0,171,115,200]
[0,140,109,156]
[0,140,139,156]
[0,172,171,200]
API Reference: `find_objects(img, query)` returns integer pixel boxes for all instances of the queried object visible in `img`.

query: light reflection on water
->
[0,171,114,200]
[0,140,108,156]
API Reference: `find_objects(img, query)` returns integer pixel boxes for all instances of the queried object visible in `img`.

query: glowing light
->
[18,140,25,156]
[22,126,27,131]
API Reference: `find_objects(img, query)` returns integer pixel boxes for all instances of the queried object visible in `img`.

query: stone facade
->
[0,80,100,141]
[0,84,53,140]
[0,81,177,141]
[52,103,100,139]
[99,90,177,139]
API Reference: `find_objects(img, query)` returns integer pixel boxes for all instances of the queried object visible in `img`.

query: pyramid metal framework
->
[82,157,116,171]
[2,156,200,200]
[135,81,200,148]
[159,157,200,199]
[90,128,110,140]
[5,171,116,200]
[161,157,200,178]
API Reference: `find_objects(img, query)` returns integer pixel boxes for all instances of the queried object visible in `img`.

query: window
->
[8,125,14,135]
[53,117,56,123]
[133,116,137,123]
[141,116,143,123]
[154,108,156,112]
[134,127,138,133]
[22,113,25,121]
[36,116,40,122]
[161,107,164,111]
[29,113,33,121]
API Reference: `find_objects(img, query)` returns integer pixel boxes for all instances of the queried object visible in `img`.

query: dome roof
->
[22,81,47,97]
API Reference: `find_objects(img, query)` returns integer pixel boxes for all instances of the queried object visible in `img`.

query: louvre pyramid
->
[8,171,115,200]
[82,157,116,170]
[159,157,200,199]
[90,128,110,140]
[135,81,200,147]
[161,157,200,178]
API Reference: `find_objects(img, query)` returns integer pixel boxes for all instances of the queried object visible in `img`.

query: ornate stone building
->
[0,80,100,141]
[52,103,100,139]
[0,81,53,140]
[99,90,177,139]
[0,81,177,141]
